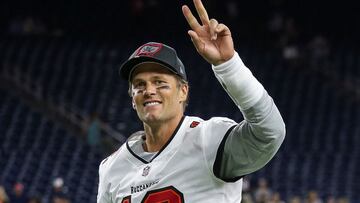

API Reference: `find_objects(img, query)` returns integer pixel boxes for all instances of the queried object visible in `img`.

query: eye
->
[133,81,146,90]
[155,80,166,85]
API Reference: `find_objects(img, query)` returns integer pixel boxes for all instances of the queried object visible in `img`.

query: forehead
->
[130,62,176,82]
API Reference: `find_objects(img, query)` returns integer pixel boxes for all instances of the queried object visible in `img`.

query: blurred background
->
[0,0,359,202]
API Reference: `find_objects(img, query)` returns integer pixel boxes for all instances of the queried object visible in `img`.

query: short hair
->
[128,75,189,112]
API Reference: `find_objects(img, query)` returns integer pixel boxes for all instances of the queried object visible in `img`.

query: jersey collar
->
[126,116,186,164]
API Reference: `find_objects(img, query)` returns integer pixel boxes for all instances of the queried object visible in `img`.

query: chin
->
[142,113,161,123]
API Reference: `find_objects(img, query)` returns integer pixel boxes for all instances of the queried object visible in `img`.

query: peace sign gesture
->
[182,0,234,65]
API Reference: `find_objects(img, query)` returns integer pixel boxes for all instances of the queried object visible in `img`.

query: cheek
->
[132,96,142,107]
[167,92,181,106]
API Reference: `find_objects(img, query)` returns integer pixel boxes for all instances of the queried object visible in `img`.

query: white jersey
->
[97,52,286,203]
[98,116,242,203]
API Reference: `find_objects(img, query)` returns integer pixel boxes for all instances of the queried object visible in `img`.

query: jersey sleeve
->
[211,52,286,182]
[216,91,286,181]
[97,159,112,203]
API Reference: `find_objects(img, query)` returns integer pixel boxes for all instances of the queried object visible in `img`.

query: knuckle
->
[210,18,217,23]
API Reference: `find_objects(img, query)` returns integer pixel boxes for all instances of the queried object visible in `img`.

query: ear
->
[178,84,189,103]
[132,98,136,110]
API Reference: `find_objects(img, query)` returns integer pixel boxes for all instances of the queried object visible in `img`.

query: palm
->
[194,25,234,65]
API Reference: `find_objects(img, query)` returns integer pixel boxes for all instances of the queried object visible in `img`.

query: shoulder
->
[185,116,237,140]
[99,130,144,174]
[98,145,123,175]
[184,116,204,129]
[203,117,237,131]
[185,116,236,127]
[207,117,237,125]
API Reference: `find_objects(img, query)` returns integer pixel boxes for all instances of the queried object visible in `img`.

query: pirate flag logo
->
[135,43,163,57]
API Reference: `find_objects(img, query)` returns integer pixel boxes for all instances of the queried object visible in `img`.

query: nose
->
[143,84,157,96]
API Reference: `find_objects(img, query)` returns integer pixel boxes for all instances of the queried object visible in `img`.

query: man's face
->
[130,63,188,125]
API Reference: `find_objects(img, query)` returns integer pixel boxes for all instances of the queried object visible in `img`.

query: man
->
[97,0,285,202]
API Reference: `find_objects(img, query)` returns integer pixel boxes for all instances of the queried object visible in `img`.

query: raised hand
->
[182,0,234,65]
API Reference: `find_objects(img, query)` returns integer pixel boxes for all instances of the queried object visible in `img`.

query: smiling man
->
[129,61,189,152]
[97,0,285,202]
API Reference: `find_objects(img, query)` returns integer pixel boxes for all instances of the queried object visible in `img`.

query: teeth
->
[144,102,160,106]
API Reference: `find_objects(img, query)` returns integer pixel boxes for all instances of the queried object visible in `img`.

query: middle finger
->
[194,0,210,25]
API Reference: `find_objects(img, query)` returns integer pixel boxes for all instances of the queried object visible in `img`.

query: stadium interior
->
[0,0,359,202]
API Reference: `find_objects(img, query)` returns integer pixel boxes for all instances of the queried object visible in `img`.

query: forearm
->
[212,52,286,179]
[212,51,264,110]
[220,92,285,179]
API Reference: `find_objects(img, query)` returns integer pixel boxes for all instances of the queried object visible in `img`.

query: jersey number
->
[121,186,184,203]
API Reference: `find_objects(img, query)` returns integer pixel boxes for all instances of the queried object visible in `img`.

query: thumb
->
[188,30,205,54]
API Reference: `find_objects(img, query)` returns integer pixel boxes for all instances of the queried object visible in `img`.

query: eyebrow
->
[132,75,169,83]
[152,75,168,81]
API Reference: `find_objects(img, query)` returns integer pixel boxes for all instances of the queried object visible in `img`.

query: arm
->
[212,53,285,179]
[182,0,285,180]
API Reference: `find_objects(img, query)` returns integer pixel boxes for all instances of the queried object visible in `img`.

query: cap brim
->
[119,56,179,81]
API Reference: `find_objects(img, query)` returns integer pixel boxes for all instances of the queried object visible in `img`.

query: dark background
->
[0,0,359,42]
[0,1,359,202]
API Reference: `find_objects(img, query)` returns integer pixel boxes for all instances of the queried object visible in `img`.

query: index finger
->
[182,5,201,31]
[194,0,210,25]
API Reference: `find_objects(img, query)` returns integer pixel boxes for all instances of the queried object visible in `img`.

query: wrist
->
[212,50,235,66]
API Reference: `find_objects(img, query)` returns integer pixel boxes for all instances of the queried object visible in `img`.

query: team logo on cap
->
[136,43,163,57]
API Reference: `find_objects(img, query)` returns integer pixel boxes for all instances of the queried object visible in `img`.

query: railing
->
[0,67,127,149]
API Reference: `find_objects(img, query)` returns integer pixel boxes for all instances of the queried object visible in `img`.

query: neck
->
[143,114,183,152]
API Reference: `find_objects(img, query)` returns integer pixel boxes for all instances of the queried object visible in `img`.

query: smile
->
[143,101,162,107]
